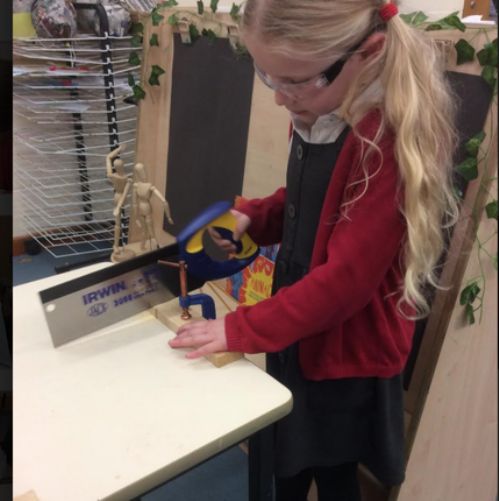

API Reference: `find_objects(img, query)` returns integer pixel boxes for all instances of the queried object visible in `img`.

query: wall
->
[399,0,464,19]
[175,0,465,17]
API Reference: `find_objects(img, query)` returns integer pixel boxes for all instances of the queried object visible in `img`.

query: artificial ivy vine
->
[402,11,498,325]
[127,0,244,102]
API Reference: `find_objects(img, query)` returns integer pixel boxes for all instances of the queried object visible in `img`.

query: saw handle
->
[211,226,244,255]
[177,201,259,281]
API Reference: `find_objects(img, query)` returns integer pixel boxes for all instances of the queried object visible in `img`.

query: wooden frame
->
[462,0,492,18]
[131,8,289,246]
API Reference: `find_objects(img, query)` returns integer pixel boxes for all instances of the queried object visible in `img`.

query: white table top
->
[14,264,292,501]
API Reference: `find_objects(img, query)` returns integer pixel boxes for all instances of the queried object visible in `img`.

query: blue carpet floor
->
[13,251,109,286]
[144,446,248,501]
[14,249,249,500]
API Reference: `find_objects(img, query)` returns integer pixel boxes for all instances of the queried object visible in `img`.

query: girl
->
[170,1,459,499]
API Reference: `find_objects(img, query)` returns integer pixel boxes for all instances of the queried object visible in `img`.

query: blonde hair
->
[241,0,460,318]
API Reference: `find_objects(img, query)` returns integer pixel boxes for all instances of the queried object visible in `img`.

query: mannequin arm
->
[106,145,125,177]
[151,187,174,224]
[113,178,132,217]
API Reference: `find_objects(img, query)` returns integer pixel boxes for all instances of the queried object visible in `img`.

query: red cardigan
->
[225,111,415,380]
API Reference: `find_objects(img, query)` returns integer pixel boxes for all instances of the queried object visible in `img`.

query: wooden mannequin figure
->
[106,145,135,263]
[132,162,174,251]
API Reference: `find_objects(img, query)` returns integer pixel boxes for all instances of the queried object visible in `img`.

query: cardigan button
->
[287,203,296,219]
[296,144,304,160]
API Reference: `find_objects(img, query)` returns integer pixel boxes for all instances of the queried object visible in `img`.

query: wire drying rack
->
[13,3,142,258]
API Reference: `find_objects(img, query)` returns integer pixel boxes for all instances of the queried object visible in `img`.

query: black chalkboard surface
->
[164,35,254,236]
[403,70,494,390]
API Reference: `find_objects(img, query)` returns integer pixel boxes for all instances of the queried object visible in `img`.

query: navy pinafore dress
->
[267,129,406,486]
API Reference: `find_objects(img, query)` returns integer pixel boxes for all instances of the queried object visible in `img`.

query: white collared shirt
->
[290,79,383,145]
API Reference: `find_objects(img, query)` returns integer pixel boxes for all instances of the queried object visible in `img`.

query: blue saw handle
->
[177,201,259,280]
[213,227,243,255]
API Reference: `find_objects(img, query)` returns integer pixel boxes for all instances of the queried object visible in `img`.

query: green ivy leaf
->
[168,14,179,26]
[127,73,135,87]
[456,157,478,181]
[202,28,217,43]
[128,52,141,66]
[158,0,178,7]
[444,13,466,31]
[464,303,475,324]
[133,84,146,101]
[485,200,498,220]
[151,8,165,26]
[460,282,481,305]
[210,0,219,13]
[148,64,165,86]
[400,11,428,27]
[426,12,466,32]
[465,131,486,157]
[197,0,204,14]
[131,22,144,35]
[476,39,498,66]
[481,65,497,89]
[493,254,498,270]
[131,34,143,47]
[233,41,249,58]
[230,2,241,20]
[150,33,159,46]
[455,39,475,65]
[189,23,200,41]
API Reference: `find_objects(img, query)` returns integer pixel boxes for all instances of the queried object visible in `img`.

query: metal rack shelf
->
[13,4,142,258]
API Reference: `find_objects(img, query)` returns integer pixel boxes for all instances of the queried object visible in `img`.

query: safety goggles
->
[254,33,372,98]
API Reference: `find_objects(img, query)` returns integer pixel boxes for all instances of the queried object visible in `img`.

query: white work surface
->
[14,264,292,501]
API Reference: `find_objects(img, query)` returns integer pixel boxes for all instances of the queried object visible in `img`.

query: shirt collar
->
[291,110,346,144]
[290,79,383,145]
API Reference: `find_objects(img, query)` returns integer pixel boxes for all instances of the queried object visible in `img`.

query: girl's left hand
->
[168,318,228,359]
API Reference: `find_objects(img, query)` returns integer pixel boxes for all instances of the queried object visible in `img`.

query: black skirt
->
[267,344,406,486]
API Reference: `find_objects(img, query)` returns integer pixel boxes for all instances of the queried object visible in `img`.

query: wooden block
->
[14,491,39,501]
[153,298,243,367]
[205,351,243,367]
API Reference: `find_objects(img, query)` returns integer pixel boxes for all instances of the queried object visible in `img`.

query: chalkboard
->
[403,70,494,390]
[164,35,255,235]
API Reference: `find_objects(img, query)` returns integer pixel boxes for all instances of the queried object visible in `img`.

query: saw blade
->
[39,243,205,347]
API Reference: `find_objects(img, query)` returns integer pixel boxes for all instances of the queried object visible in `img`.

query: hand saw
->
[39,201,259,348]
[39,244,205,347]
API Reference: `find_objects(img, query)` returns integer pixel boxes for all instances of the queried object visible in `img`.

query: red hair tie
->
[379,3,398,22]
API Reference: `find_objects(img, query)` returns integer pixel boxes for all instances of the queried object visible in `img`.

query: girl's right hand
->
[207,209,251,254]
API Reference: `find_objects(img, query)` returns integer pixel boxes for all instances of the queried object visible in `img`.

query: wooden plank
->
[463,0,491,18]
[153,292,243,367]
[14,491,39,501]
[131,13,176,246]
